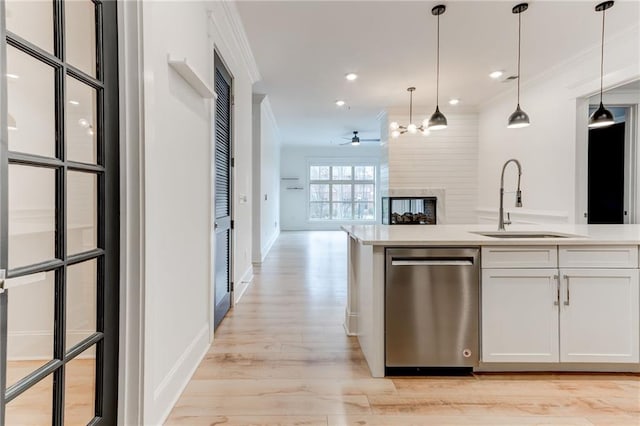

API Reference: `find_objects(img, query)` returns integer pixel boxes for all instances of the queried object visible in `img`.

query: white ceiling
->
[236,0,640,146]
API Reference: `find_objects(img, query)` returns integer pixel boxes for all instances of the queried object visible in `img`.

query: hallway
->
[166,231,639,425]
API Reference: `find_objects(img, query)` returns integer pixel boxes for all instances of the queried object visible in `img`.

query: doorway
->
[587,106,634,224]
[213,52,233,330]
[0,1,119,424]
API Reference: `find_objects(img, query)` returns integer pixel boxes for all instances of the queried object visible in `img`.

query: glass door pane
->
[1,1,118,424]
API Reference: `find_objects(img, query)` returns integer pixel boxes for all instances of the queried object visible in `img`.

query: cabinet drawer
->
[481,246,557,268]
[559,246,639,268]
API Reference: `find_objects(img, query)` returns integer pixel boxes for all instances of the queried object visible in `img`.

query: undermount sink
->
[472,231,582,239]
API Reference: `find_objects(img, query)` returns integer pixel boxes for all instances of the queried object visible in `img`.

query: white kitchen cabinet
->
[482,269,560,363]
[559,268,639,363]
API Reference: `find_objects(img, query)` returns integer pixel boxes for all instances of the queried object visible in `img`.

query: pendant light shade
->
[507,3,530,129]
[588,1,615,129]
[428,106,448,130]
[428,5,447,131]
[589,102,615,128]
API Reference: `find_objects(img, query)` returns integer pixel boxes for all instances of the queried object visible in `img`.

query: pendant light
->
[427,4,447,130]
[389,87,430,138]
[588,1,615,128]
[507,3,531,129]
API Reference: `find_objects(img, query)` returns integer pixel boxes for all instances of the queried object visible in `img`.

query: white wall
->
[280,145,382,230]
[252,94,281,264]
[477,24,640,225]
[385,111,479,224]
[119,1,259,424]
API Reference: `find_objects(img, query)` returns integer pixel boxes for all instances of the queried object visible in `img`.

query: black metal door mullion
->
[53,0,66,423]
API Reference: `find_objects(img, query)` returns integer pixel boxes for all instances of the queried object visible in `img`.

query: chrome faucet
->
[498,159,523,231]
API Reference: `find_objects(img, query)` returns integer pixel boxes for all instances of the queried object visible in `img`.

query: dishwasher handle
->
[391,258,474,266]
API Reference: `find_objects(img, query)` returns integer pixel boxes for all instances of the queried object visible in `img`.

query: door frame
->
[210,48,234,338]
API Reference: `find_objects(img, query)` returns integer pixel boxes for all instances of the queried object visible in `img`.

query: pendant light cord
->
[600,8,606,103]
[436,13,440,107]
[517,11,521,105]
[409,89,413,123]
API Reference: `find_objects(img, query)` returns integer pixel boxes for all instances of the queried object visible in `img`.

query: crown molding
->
[208,2,261,84]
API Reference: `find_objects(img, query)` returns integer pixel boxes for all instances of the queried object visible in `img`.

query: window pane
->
[332,184,352,202]
[310,166,330,180]
[309,184,329,202]
[67,171,97,255]
[5,374,53,425]
[7,46,56,158]
[6,271,55,388]
[66,0,97,77]
[67,75,98,164]
[354,203,375,220]
[67,260,97,350]
[309,203,330,220]
[6,0,54,53]
[355,166,375,181]
[65,353,97,424]
[332,166,352,181]
[331,203,352,220]
[8,165,56,269]
[354,184,375,202]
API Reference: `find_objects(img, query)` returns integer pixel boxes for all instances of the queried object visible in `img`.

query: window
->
[309,165,376,221]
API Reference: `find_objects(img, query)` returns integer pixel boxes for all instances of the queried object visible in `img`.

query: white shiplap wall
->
[386,113,479,224]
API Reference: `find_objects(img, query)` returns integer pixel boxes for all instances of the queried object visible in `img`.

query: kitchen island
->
[342,224,640,377]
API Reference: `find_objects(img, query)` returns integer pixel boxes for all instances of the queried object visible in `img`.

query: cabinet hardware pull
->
[553,274,560,306]
[563,275,570,306]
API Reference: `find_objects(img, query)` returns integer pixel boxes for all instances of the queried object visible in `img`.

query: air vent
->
[502,75,519,82]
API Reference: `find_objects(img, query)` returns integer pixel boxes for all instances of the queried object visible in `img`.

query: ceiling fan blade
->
[339,141,353,146]
[360,138,381,142]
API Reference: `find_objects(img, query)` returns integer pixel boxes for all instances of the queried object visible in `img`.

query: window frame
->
[307,161,378,222]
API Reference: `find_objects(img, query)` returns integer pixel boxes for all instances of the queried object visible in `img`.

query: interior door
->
[0,1,119,424]
[588,122,625,224]
[213,52,232,330]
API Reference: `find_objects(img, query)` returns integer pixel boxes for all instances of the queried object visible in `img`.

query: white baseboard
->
[260,229,280,262]
[234,265,254,304]
[148,324,210,426]
[343,308,357,336]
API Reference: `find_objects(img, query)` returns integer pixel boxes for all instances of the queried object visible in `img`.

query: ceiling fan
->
[340,131,381,146]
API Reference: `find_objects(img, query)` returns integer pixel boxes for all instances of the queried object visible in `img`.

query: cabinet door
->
[560,269,639,363]
[482,269,559,363]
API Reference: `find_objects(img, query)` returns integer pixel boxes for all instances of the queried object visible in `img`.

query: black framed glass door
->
[0,1,119,424]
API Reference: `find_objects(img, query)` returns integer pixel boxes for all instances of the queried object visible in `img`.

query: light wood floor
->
[166,231,640,426]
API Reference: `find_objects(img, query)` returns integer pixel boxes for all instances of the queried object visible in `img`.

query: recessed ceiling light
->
[489,70,504,79]
[449,98,460,105]
[69,100,80,106]
[345,73,358,81]
[335,100,345,107]
[6,73,19,80]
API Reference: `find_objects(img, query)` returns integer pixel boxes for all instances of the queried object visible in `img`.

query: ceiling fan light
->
[391,130,401,139]
[389,121,399,130]
[428,107,448,130]
[351,140,361,146]
[507,104,531,128]
[588,102,615,128]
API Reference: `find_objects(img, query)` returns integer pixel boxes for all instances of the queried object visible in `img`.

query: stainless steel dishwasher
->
[385,247,480,373]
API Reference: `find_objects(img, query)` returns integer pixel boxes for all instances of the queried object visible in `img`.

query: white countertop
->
[341,224,640,246]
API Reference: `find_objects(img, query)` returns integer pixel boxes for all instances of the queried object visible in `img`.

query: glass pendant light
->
[507,3,531,129]
[428,4,447,130]
[588,1,615,128]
